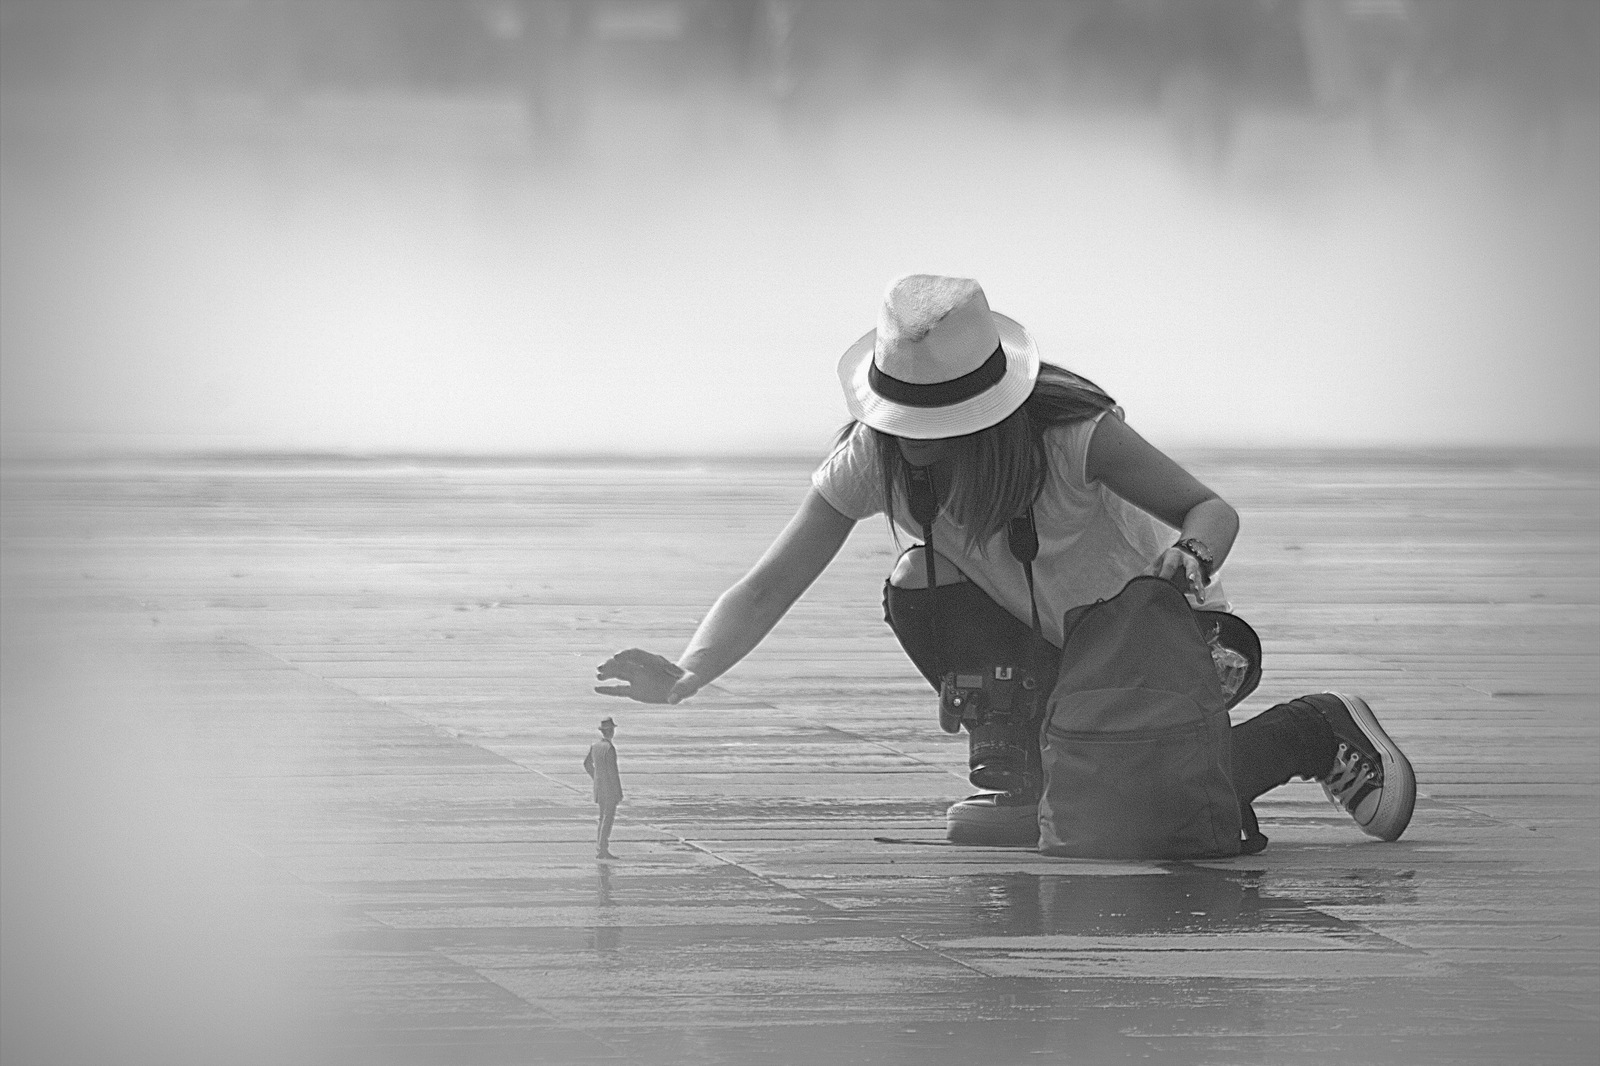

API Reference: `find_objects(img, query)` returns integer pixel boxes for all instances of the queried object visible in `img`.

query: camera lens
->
[968,720,1039,795]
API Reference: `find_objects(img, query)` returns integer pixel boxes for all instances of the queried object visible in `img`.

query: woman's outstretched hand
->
[595,648,693,704]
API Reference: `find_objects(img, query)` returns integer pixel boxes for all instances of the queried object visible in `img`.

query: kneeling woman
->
[596,275,1415,848]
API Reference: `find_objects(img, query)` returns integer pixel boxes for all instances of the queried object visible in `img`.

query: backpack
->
[1037,575,1266,859]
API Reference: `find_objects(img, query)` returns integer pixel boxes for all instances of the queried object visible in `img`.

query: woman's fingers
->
[1172,550,1207,602]
[1142,552,1173,578]
[1153,548,1184,581]
[1146,548,1206,601]
[596,648,652,676]
[596,648,677,679]
[592,675,670,703]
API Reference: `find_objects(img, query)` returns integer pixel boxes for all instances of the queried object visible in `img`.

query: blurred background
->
[1,0,1596,456]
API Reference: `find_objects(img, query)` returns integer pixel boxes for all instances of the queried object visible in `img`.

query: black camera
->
[939,665,1044,796]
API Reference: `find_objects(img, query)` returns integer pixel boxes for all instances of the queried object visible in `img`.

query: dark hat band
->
[868,343,1007,409]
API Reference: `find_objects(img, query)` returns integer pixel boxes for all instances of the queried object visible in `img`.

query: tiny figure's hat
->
[599,717,616,730]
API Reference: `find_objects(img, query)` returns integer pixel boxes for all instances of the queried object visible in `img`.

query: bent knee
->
[889,546,970,589]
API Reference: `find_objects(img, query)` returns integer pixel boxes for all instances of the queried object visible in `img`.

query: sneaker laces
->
[1322,743,1381,812]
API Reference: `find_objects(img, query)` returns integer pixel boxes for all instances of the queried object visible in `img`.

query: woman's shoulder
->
[1043,410,1115,489]
[819,421,873,472]
[811,423,883,520]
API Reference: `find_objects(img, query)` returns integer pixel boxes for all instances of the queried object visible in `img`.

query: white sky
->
[3,97,1597,456]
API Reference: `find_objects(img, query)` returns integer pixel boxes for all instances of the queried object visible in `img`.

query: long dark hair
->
[836,363,1115,553]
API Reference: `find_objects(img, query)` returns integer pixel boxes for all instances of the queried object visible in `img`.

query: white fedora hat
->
[837,275,1040,439]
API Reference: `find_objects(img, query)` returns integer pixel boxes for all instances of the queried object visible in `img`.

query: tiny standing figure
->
[583,717,623,859]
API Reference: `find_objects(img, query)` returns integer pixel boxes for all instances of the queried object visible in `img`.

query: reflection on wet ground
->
[587,863,623,954]
[917,863,1413,939]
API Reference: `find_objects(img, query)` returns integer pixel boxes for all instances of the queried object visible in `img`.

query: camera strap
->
[905,465,940,592]
[1007,506,1048,674]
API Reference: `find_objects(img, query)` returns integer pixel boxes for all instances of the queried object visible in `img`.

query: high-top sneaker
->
[1307,692,1416,841]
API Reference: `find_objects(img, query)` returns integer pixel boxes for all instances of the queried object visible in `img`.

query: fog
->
[1,633,326,1066]
[1,0,1596,456]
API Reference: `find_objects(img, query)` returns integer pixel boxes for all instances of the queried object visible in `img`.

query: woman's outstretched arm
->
[595,488,858,703]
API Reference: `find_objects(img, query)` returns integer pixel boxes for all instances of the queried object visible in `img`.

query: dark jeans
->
[883,579,1336,803]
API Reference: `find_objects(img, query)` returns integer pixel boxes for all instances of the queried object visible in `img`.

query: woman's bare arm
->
[1086,413,1239,597]
[596,488,857,703]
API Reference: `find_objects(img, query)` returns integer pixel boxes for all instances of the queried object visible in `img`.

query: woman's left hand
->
[1146,547,1207,603]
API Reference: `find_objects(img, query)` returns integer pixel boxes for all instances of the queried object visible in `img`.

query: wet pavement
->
[1,455,1595,1064]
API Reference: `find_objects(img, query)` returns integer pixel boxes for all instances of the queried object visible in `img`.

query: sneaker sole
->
[1329,691,1416,841]
[946,802,1040,847]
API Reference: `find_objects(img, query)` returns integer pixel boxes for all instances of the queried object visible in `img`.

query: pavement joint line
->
[895,933,1006,978]
[801,717,972,783]
[1413,796,1572,835]
[658,836,866,916]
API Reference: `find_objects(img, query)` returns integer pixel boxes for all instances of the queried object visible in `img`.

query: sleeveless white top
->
[811,412,1228,647]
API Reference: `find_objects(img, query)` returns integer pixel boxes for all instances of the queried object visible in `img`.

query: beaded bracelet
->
[1174,537,1215,586]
